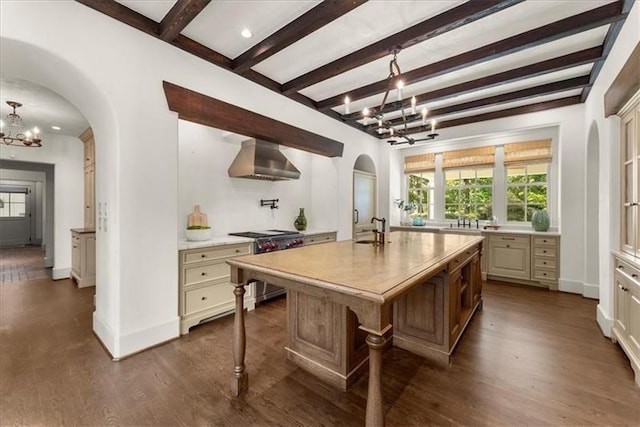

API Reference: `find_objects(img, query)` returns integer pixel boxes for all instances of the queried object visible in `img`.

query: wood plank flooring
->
[1,277,638,426]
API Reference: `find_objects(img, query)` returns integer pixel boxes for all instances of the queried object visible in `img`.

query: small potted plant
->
[395,199,416,226]
[410,212,428,226]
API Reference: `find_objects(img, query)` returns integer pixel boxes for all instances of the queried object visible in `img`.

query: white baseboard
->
[597,304,613,338]
[582,282,599,299]
[52,267,70,280]
[558,278,583,295]
[93,313,180,360]
[43,256,53,268]
[117,316,180,359]
[93,311,117,358]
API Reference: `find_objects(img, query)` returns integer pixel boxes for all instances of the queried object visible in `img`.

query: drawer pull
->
[201,296,207,301]
[235,249,240,253]
[543,250,547,253]
[618,265,624,269]
[201,272,207,276]
[543,261,547,265]
[506,245,510,248]
[201,254,207,258]
[633,274,638,279]
[502,237,516,241]
[543,239,547,243]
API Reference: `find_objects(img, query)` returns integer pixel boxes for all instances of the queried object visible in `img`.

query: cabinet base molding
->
[487,275,553,289]
[71,271,95,288]
[285,347,369,391]
[612,329,640,387]
[52,267,70,280]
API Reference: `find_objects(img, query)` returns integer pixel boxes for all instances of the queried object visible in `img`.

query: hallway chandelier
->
[352,49,438,146]
[0,101,42,147]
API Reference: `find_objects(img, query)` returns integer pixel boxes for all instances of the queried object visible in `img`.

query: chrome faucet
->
[371,217,386,245]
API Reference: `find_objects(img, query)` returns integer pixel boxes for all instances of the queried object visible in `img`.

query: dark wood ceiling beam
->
[163,81,344,157]
[281,0,524,95]
[158,0,211,42]
[581,0,635,102]
[604,42,640,116]
[397,96,582,137]
[232,0,368,74]
[317,1,625,110]
[369,76,590,130]
[76,0,160,37]
[343,46,603,121]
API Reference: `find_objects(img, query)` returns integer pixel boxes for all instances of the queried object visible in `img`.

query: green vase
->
[531,209,550,232]
[294,208,307,231]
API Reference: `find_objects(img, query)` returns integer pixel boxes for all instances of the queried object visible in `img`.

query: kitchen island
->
[228,231,483,426]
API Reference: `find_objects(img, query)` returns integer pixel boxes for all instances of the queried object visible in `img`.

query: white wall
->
[178,121,338,235]
[1,1,381,358]
[583,2,640,336]
[0,134,83,275]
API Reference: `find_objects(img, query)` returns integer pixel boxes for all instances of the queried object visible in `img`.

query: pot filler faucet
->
[371,217,386,246]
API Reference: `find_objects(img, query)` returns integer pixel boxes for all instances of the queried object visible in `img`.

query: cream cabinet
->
[70,229,95,288]
[80,127,95,230]
[612,256,640,386]
[486,233,560,288]
[487,234,531,280]
[179,242,253,334]
[304,231,337,246]
[620,98,640,260]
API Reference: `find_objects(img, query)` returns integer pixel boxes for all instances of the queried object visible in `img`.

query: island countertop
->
[227,231,484,303]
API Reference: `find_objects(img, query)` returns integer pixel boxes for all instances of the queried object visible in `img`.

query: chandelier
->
[349,49,438,146]
[0,101,42,147]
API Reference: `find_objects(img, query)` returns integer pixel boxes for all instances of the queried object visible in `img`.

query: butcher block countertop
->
[227,231,484,303]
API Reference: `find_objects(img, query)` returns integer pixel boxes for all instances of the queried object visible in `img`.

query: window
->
[506,163,548,222]
[444,168,493,220]
[0,192,26,218]
[407,172,434,219]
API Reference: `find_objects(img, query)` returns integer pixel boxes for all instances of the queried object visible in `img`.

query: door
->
[353,171,376,237]
[0,186,31,246]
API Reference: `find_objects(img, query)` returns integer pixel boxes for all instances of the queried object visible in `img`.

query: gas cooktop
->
[229,230,300,239]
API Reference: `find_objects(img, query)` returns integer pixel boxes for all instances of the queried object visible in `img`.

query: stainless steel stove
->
[228,229,304,302]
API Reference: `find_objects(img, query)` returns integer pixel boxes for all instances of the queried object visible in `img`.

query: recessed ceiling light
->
[241,28,252,39]
[52,126,61,130]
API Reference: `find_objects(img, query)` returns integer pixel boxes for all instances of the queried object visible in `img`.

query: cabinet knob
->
[201,272,207,276]
[201,296,207,300]
[543,250,547,253]
[506,245,510,248]
[543,239,547,243]
[201,254,206,258]
[633,274,638,279]
[235,249,240,253]
[543,261,547,265]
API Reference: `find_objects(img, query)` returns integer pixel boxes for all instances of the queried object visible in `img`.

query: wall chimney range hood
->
[228,139,301,181]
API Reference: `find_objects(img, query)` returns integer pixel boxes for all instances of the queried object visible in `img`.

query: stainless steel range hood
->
[228,139,301,181]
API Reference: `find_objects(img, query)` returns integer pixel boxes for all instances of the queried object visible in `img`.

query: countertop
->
[300,228,337,235]
[71,228,96,234]
[391,225,560,237]
[228,231,484,300]
[178,235,254,250]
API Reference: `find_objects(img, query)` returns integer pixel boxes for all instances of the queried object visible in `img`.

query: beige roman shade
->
[504,139,552,165]
[404,153,435,173]
[441,146,495,169]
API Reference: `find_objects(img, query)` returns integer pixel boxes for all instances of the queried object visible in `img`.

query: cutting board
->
[187,205,208,227]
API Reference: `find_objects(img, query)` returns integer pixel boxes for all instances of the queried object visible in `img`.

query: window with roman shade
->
[404,153,435,219]
[504,139,552,222]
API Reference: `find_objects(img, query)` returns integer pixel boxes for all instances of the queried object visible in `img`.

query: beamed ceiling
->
[77,0,635,147]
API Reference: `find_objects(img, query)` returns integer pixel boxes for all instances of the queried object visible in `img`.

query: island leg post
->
[365,333,386,427]
[231,283,248,396]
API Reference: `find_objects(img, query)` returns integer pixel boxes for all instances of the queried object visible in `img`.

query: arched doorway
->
[353,154,377,238]
[585,120,600,297]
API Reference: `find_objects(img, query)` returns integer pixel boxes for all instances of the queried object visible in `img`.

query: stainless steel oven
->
[228,230,304,303]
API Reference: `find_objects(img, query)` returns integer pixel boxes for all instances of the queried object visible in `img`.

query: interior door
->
[0,186,31,247]
[353,171,376,237]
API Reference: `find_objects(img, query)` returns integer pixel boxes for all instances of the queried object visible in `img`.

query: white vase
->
[185,229,212,241]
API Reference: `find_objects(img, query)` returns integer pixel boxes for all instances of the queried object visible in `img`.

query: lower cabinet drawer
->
[533,258,557,269]
[532,268,557,281]
[184,283,234,316]
[533,246,556,257]
[184,262,230,286]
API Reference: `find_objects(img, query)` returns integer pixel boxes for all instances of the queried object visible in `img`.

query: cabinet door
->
[614,271,629,336]
[487,240,531,279]
[71,235,80,274]
[471,255,482,306]
[621,105,639,259]
[84,165,95,229]
[628,285,640,359]
[448,269,462,345]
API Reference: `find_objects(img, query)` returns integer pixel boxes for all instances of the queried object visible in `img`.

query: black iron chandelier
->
[347,49,439,146]
[0,101,42,147]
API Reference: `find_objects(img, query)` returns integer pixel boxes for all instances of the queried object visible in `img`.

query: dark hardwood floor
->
[1,277,638,426]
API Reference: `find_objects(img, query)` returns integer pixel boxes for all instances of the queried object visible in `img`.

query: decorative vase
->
[531,209,550,232]
[412,216,425,226]
[294,208,307,231]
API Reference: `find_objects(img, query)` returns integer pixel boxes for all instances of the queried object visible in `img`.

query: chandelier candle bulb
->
[411,96,416,115]
[431,119,436,134]
[422,108,428,125]
[344,96,350,114]
[396,80,403,101]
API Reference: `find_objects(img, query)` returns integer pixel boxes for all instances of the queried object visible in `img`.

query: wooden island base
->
[285,247,482,387]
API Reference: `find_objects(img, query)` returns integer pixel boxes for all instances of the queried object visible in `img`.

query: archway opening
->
[585,120,600,295]
[353,154,377,239]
